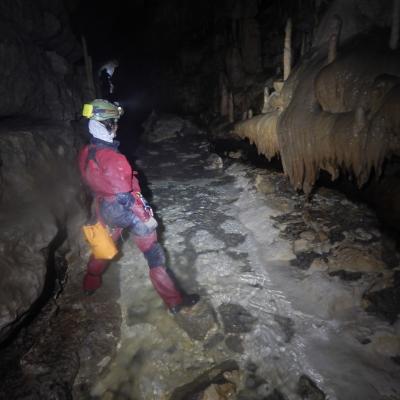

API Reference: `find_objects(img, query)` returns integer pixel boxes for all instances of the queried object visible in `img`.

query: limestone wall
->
[0,122,86,343]
[0,0,87,342]
[0,0,84,120]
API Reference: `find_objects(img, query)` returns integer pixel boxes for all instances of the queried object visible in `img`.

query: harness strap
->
[85,145,99,171]
[94,196,106,225]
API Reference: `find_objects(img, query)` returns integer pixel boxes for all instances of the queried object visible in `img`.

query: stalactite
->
[390,0,400,50]
[354,106,367,135]
[234,112,280,160]
[220,73,229,117]
[283,18,292,81]
[81,36,96,99]
[262,87,270,114]
[327,15,342,64]
[279,46,400,193]
[301,33,306,57]
[228,91,234,123]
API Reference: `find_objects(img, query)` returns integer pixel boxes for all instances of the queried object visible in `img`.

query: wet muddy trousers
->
[83,230,183,308]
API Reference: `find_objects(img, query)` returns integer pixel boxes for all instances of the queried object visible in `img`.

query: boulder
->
[204,153,224,170]
[293,239,314,255]
[200,382,236,400]
[368,333,400,357]
[255,174,276,195]
[143,114,196,143]
[328,245,387,273]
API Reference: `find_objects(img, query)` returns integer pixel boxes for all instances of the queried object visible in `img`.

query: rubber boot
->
[169,294,200,315]
[82,228,121,294]
[83,257,109,293]
[149,266,183,309]
[83,273,102,294]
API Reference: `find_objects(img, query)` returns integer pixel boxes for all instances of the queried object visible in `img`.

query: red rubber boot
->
[83,257,109,293]
[149,266,183,309]
[83,228,122,294]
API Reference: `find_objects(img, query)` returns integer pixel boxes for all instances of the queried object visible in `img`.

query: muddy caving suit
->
[78,137,183,309]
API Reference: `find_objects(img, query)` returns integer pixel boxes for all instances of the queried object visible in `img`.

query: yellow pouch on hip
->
[82,222,118,260]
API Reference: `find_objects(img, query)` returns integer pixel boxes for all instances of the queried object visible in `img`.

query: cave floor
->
[78,127,400,400]
[1,124,399,400]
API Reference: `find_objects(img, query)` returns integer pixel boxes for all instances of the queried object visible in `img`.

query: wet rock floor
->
[88,127,400,399]
[1,122,400,400]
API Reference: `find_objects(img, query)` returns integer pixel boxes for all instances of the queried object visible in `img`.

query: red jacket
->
[78,140,141,198]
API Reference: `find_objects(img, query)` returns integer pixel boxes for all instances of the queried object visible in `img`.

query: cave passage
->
[0,1,400,399]
[73,116,400,400]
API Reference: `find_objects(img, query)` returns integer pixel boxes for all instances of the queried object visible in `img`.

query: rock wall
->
[0,1,87,342]
[123,0,394,135]
[0,0,85,120]
[139,0,316,117]
[0,121,86,343]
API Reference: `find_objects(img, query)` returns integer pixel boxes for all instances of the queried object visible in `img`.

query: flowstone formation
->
[234,0,400,194]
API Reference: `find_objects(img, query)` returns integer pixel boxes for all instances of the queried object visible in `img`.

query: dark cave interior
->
[69,0,325,143]
[0,1,400,399]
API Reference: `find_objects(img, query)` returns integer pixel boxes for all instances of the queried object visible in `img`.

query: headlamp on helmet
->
[82,103,94,118]
[82,99,124,121]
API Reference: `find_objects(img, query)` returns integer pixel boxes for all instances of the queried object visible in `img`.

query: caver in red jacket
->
[78,137,184,311]
[79,139,140,197]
